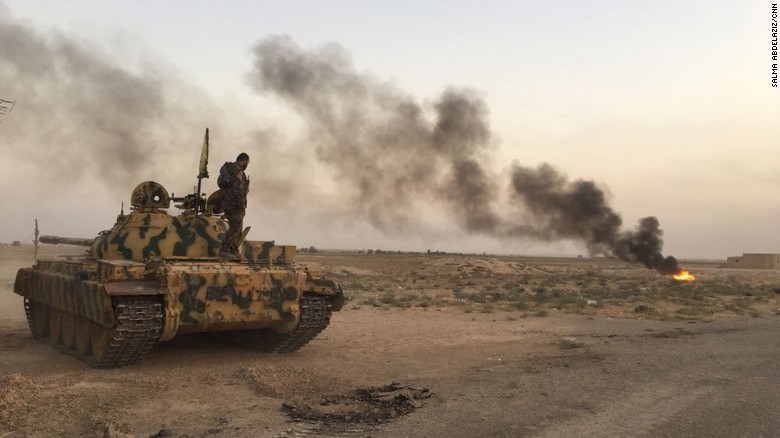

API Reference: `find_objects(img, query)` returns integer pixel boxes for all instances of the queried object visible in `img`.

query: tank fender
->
[14,268,33,296]
[303,269,344,311]
[13,267,115,327]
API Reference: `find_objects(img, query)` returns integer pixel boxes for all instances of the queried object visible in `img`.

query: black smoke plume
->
[249,36,682,274]
[250,35,499,232]
[509,164,680,274]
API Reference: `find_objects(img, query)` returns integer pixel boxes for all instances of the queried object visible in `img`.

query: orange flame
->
[672,270,695,282]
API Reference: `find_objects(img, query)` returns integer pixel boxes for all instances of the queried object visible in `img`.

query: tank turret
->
[82,181,225,261]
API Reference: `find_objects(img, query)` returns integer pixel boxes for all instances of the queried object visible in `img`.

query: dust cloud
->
[0,4,217,186]
[0,4,230,241]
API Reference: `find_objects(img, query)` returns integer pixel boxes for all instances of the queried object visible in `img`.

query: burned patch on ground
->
[282,382,431,435]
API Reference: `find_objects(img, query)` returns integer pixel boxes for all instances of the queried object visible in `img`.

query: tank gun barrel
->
[39,235,94,246]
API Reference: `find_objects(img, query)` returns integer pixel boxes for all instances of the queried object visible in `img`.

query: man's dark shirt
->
[221,161,248,213]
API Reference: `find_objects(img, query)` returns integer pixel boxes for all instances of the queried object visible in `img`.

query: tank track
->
[268,294,332,353]
[229,293,332,353]
[27,296,163,368]
[87,297,163,368]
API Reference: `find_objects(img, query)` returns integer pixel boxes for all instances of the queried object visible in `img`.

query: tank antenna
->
[120,202,124,216]
[33,218,39,262]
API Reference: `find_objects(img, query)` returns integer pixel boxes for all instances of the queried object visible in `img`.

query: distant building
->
[724,253,780,269]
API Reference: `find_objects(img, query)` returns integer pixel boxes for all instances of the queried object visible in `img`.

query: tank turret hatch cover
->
[130,181,171,210]
[206,189,224,214]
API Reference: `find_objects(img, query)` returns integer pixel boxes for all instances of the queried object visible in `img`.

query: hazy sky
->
[1,0,777,259]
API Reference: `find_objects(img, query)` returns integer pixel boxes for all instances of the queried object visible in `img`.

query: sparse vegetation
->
[296,253,780,320]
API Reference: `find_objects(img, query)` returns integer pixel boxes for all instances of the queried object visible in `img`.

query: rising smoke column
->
[509,163,680,274]
[249,35,500,232]
[249,35,682,274]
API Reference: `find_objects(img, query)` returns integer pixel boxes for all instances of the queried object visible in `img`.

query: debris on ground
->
[634,304,653,313]
[99,422,136,438]
[282,382,431,426]
[557,337,585,349]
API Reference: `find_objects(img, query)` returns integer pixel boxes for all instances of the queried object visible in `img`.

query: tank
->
[13,180,344,368]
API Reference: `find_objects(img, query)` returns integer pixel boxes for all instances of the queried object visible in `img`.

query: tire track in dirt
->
[536,374,715,437]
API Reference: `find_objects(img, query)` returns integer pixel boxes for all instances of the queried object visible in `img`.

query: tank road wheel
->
[61,313,77,350]
[49,308,63,344]
[75,317,92,355]
[90,322,115,364]
[31,301,49,339]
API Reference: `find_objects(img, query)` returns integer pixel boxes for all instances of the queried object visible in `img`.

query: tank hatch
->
[131,181,171,211]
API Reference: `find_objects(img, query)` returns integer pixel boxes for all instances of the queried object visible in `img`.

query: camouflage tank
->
[13,180,344,368]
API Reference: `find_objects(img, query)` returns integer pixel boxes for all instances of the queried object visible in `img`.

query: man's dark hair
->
[237,152,249,162]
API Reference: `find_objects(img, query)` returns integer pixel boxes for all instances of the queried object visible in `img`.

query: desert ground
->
[1,244,780,437]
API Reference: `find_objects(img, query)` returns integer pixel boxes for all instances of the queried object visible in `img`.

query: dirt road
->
[2,246,779,437]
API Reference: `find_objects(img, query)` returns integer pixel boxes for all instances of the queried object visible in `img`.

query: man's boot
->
[219,249,239,260]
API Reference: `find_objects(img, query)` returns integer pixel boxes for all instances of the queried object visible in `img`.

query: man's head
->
[236,152,250,170]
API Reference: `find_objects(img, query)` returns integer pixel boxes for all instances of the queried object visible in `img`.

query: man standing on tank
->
[219,153,250,259]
